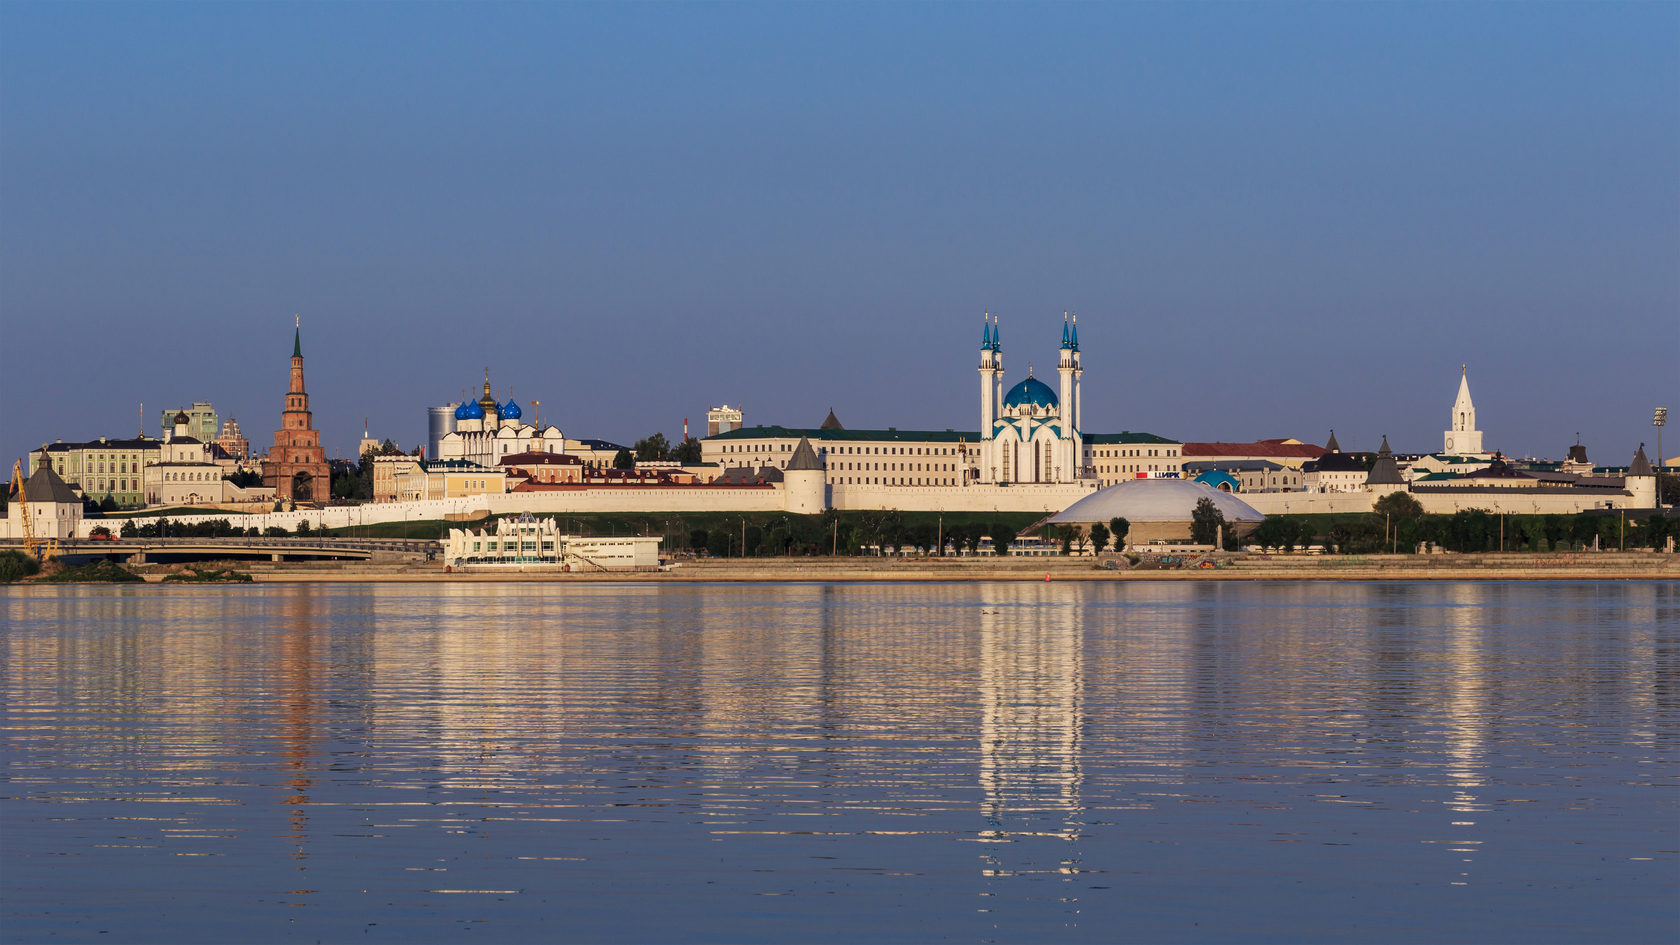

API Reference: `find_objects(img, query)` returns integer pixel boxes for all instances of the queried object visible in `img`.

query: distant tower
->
[783,437,828,514]
[1626,444,1657,508]
[979,312,1002,480]
[1444,365,1485,456]
[707,404,743,437]
[1056,311,1084,478]
[263,317,331,504]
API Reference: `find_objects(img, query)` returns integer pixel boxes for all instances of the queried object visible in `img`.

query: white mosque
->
[976,312,1086,484]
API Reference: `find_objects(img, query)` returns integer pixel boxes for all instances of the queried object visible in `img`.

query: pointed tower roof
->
[820,409,843,431]
[293,315,302,358]
[1367,435,1405,485]
[23,464,81,504]
[982,312,992,349]
[1454,365,1474,411]
[1326,429,1341,453]
[1070,312,1079,351]
[786,437,823,471]
[991,314,1000,351]
[1629,444,1653,477]
[1061,311,1072,349]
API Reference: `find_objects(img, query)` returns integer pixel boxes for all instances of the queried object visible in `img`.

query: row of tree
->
[1249,493,1676,553]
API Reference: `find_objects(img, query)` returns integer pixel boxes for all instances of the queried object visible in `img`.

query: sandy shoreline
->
[85,552,1678,585]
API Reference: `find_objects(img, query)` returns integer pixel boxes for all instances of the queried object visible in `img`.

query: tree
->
[1373,491,1424,522]
[120,519,138,538]
[1109,517,1130,551]
[1089,522,1110,555]
[98,495,118,513]
[1190,498,1224,546]
[670,437,702,464]
[1059,525,1079,555]
[296,519,312,535]
[634,433,671,463]
[1644,515,1670,550]
[990,523,1017,556]
[612,448,635,470]
[0,550,41,583]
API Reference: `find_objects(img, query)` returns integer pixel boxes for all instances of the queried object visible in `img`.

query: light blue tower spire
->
[991,313,1000,351]
[1061,311,1072,349]
[1070,311,1079,351]
[982,311,992,349]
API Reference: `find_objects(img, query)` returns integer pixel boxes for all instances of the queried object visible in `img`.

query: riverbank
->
[85,551,1677,584]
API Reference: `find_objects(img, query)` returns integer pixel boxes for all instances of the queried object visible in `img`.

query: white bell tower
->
[1444,365,1485,455]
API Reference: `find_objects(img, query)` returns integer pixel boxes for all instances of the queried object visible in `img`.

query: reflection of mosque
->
[977,584,1085,876]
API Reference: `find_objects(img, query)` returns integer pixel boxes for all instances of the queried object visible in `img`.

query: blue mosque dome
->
[1002,376,1059,410]
[454,400,485,421]
[501,399,522,420]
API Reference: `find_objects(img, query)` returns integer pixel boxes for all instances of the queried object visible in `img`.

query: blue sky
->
[3,2,1676,465]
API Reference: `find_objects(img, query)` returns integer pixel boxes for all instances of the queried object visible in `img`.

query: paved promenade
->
[151,551,1680,584]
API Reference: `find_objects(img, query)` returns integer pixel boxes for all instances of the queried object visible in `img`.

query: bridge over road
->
[1,537,441,565]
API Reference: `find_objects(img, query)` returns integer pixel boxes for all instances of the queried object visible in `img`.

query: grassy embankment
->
[320,509,1048,552]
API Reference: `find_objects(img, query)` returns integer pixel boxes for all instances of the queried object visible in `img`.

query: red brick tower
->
[263,318,331,504]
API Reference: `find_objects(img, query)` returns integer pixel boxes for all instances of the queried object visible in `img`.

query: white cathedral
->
[436,375,563,467]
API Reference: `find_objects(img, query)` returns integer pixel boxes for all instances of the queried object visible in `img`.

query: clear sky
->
[3,2,1676,466]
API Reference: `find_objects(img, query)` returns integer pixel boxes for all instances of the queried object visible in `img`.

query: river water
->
[2,581,1675,943]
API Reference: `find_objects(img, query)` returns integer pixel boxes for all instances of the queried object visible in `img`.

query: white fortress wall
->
[829,481,1097,513]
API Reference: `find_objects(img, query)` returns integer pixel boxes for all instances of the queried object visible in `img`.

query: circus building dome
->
[1003,376,1058,411]
[1048,478,1265,544]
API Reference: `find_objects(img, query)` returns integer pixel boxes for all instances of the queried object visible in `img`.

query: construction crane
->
[11,460,57,560]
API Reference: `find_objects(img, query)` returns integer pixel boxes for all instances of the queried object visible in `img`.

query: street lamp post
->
[1655,408,1668,508]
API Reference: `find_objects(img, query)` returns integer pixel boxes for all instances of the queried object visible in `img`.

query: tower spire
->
[293,314,302,358]
[982,311,992,349]
[1061,311,1071,349]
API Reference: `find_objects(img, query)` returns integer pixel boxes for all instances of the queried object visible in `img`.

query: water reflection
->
[1,580,1675,944]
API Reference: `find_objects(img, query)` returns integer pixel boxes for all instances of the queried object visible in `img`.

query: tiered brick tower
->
[263,319,331,504]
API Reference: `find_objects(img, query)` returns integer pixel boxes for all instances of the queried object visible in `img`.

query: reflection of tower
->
[977,583,1084,875]
[278,588,319,871]
[1438,583,1489,884]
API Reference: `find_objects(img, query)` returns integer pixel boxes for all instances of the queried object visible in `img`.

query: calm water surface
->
[2,581,1676,943]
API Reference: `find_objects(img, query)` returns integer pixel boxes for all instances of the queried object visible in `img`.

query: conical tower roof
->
[1367,435,1405,485]
[786,437,824,471]
[1325,429,1341,453]
[23,464,80,503]
[1629,444,1653,477]
[820,409,843,431]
